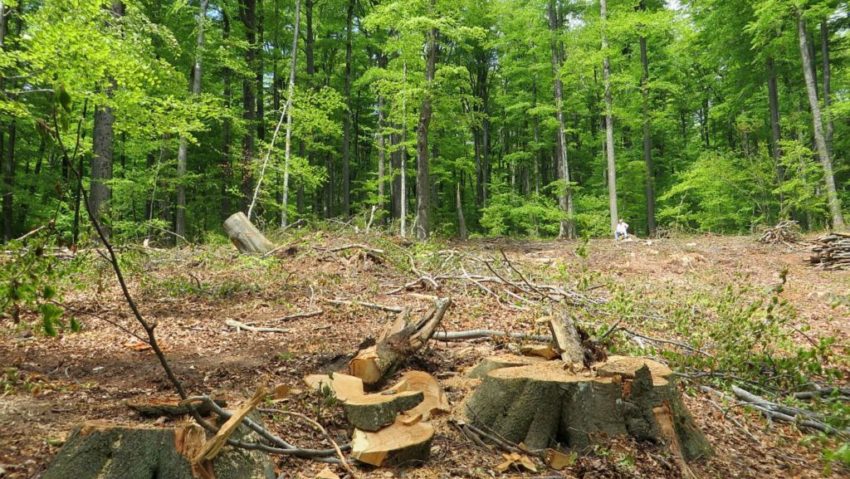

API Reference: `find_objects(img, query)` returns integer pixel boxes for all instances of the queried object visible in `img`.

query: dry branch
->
[226,319,290,334]
[809,232,850,270]
[432,330,550,342]
[195,387,266,463]
[324,298,404,313]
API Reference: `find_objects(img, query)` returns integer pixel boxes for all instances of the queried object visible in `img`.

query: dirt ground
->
[1,233,848,478]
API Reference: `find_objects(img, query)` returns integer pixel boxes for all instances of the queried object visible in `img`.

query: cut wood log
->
[223,212,275,255]
[349,297,451,386]
[520,344,559,360]
[304,372,365,401]
[547,315,585,365]
[350,418,435,467]
[127,397,227,418]
[388,371,451,420]
[41,421,274,479]
[343,391,424,431]
[304,371,446,431]
[196,387,266,463]
[464,357,711,461]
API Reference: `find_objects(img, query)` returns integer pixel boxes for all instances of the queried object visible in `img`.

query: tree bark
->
[415,8,438,241]
[640,34,655,237]
[256,0,265,143]
[174,0,208,240]
[601,0,618,234]
[798,13,845,230]
[548,0,575,239]
[238,0,257,210]
[456,177,467,240]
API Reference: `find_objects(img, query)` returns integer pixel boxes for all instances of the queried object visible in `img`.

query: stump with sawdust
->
[464,355,712,463]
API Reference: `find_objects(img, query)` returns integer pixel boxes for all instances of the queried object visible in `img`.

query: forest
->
[3,1,850,479]
[0,0,848,242]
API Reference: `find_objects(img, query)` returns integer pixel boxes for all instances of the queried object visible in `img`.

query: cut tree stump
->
[464,357,712,461]
[223,212,274,255]
[42,421,275,479]
[349,297,451,386]
[466,353,547,379]
[388,371,451,420]
[351,417,435,467]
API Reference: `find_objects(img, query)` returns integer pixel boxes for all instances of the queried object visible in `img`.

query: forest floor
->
[1,229,849,478]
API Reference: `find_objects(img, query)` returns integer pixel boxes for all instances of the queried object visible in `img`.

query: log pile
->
[809,232,850,270]
[758,220,801,245]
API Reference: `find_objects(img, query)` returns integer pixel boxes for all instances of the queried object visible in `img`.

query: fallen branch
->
[432,330,550,342]
[324,298,404,313]
[196,387,266,463]
[274,310,323,322]
[328,243,385,256]
[616,328,713,358]
[731,386,845,436]
[226,319,291,334]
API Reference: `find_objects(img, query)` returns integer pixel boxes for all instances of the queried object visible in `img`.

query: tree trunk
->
[456,178,467,240]
[376,94,386,220]
[601,0,618,233]
[415,10,438,241]
[640,35,655,237]
[256,0,265,143]
[820,19,834,153]
[767,57,781,161]
[174,0,208,240]
[221,10,233,220]
[548,0,575,239]
[2,120,14,241]
[400,64,408,237]
[341,0,354,217]
[798,13,845,230]
[280,0,300,228]
[239,0,257,210]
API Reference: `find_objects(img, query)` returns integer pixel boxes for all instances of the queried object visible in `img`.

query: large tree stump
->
[464,357,711,461]
[42,421,275,479]
[349,297,451,386]
[223,212,274,255]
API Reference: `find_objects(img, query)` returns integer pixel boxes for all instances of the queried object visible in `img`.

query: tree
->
[175,0,209,239]
[548,0,575,239]
[797,10,844,230]
[600,0,618,233]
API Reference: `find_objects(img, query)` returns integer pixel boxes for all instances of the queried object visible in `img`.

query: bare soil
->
[1,233,848,478]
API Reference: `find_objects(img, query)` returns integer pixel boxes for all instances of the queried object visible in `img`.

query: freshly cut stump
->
[42,421,274,479]
[464,357,711,460]
[466,353,547,379]
[351,418,435,467]
[389,371,451,420]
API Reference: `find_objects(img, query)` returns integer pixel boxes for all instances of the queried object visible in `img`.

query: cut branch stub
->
[464,357,712,461]
[351,417,435,467]
[349,297,451,386]
[223,212,274,255]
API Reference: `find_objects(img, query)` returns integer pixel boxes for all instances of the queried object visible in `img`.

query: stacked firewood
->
[758,220,801,245]
[809,233,850,270]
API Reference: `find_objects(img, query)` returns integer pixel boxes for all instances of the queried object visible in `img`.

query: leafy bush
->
[481,182,564,237]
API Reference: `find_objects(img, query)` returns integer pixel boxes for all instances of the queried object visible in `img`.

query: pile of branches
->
[809,232,850,270]
[757,220,801,245]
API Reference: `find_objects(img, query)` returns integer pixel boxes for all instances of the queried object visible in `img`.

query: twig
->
[617,328,713,358]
